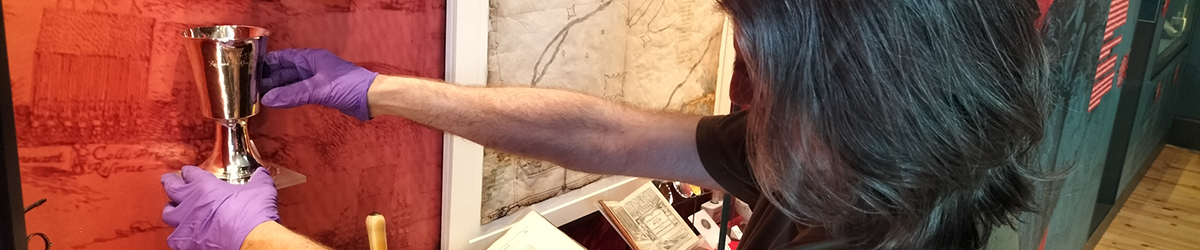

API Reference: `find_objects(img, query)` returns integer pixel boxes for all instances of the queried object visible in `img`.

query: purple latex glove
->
[260,48,379,121]
[162,166,279,250]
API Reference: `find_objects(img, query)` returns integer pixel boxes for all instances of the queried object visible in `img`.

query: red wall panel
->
[3,0,445,249]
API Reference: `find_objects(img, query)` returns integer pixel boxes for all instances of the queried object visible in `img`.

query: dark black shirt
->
[695,112,842,250]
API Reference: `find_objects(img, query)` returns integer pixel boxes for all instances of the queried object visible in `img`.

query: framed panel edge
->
[441,0,488,248]
[714,16,736,115]
[0,4,27,249]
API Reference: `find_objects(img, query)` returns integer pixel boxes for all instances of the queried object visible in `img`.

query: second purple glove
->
[162,166,279,250]
[260,49,379,121]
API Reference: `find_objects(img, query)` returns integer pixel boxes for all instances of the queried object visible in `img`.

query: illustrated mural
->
[4,0,446,249]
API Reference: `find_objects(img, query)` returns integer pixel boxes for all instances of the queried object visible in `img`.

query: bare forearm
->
[241,221,330,250]
[365,75,710,183]
[368,75,643,167]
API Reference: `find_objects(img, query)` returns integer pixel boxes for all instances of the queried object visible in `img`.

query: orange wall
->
[3,0,445,249]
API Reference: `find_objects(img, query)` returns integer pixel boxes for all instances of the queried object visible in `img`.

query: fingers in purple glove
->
[249,167,275,186]
[261,79,315,108]
[180,165,219,183]
[264,49,303,70]
[161,172,188,202]
[262,68,302,90]
[161,165,281,250]
[161,172,185,227]
[262,49,310,91]
[257,48,377,121]
[161,204,183,227]
[162,166,205,228]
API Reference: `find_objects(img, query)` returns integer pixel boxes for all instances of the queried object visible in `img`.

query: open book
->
[598,182,700,250]
[486,210,587,250]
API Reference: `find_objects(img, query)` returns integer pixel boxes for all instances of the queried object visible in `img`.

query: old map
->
[483,0,727,223]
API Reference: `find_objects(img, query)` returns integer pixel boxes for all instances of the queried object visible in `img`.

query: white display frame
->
[440,0,738,248]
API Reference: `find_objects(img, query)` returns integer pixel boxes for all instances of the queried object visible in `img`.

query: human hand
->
[162,166,280,250]
[260,49,379,121]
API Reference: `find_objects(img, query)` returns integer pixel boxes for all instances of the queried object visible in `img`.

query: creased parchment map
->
[482,0,726,224]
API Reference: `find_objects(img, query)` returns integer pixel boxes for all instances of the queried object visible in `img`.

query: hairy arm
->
[241,222,330,250]
[367,75,720,189]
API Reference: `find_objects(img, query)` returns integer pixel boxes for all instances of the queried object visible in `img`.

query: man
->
[161,0,1052,249]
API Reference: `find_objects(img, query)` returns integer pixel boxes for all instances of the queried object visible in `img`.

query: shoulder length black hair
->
[722,0,1052,249]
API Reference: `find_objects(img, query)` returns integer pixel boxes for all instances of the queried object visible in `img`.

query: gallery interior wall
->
[1024,0,1135,249]
[1177,6,1200,121]
[1121,51,1185,198]
[1180,57,1200,120]
[3,0,447,249]
[1034,0,1114,247]
[1045,0,1195,249]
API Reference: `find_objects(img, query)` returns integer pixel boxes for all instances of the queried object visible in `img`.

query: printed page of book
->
[601,182,700,250]
[487,210,587,250]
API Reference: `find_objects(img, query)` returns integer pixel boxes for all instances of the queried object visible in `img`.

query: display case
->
[1154,0,1194,72]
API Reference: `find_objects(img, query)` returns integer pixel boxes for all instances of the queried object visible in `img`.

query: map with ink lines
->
[483,0,727,223]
